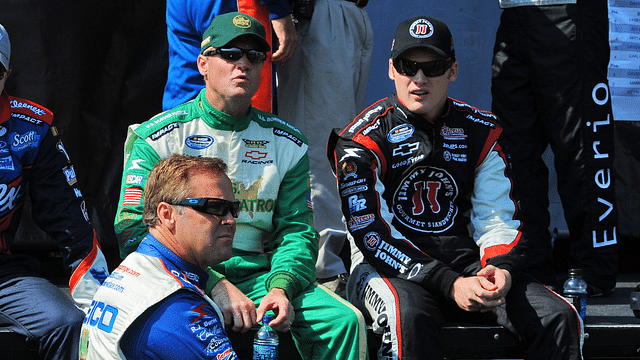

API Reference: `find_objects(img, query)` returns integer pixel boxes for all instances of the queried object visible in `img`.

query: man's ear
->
[157,202,177,230]
[448,61,459,83]
[388,58,396,81]
[197,54,208,77]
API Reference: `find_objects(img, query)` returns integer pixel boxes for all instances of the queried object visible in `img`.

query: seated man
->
[114,12,367,359]
[81,154,239,359]
[328,16,583,360]
[0,23,108,360]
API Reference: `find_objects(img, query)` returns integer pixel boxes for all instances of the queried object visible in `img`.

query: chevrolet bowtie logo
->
[245,151,267,160]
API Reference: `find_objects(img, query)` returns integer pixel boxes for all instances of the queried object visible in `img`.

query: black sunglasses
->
[172,198,241,218]
[393,58,454,77]
[204,47,267,64]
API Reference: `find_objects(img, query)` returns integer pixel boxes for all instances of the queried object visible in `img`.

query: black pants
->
[491,1,618,289]
[347,263,583,360]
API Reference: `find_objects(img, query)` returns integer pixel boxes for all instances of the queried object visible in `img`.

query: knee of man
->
[43,304,86,333]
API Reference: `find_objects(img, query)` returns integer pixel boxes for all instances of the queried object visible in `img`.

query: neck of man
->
[206,91,252,119]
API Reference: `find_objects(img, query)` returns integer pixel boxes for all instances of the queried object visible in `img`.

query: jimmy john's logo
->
[410,19,434,38]
[393,166,458,233]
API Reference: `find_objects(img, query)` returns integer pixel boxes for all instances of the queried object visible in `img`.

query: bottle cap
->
[262,315,273,325]
[568,268,583,278]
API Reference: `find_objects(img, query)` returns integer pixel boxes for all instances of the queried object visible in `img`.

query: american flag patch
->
[307,192,313,210]
[123,188,143,206]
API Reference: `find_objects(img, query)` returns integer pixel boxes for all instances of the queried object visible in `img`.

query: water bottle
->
[253,315,279,360]
[563,268,587,320]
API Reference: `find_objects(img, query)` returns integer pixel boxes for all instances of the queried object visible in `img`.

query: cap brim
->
[0,53,8,70]
[392,44,450,60]
[208,34,270,53]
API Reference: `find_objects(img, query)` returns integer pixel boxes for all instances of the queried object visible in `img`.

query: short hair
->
[143,154,228,228]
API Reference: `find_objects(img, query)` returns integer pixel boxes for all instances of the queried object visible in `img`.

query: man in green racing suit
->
[114,12,367,359]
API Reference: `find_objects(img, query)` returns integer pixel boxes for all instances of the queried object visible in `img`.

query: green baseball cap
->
[200,12,270,55]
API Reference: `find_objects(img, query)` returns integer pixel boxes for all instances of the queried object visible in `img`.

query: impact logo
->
[150,122,179,141]
[410,18,434,38]
[393,166,459,233]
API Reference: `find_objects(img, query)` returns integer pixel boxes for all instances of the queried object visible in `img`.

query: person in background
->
[0,23,108,360]
[115,12,368,360]
[276,0,373,295]
[81,155,239,359]
[164,0,297,113]
[328,15,583,359]
[491,0,618,296]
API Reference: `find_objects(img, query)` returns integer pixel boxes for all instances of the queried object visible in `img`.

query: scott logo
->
[11,131,39,150]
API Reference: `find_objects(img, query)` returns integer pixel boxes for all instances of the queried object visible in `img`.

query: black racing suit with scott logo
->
[328,93,583,360]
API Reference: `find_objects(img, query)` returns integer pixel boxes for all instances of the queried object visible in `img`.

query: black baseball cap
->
[390,16,455,60]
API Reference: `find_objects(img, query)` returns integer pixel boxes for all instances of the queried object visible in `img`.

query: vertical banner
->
[608,0,640,121]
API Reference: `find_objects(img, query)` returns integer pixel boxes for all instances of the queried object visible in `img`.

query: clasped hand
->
[451,265,512,312]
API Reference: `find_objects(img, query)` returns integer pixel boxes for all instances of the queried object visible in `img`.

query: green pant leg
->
[236,272,369,360]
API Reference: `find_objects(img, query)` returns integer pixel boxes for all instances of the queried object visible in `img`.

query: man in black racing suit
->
[328,16,583,360]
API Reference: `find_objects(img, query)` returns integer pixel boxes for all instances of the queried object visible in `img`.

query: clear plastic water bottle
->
[563,268,587,320]
[253,315,279,360]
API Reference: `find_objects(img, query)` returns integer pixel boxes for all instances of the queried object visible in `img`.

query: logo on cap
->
[233,14,252,29]
[409,19,434,38]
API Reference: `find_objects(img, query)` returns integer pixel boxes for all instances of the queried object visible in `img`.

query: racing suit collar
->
[0,90,10,125]
[138,234,210,291]
[391,92,451,128]
[197,89,253,132]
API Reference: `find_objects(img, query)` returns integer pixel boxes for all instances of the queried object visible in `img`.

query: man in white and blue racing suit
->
[81,155,238,359]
